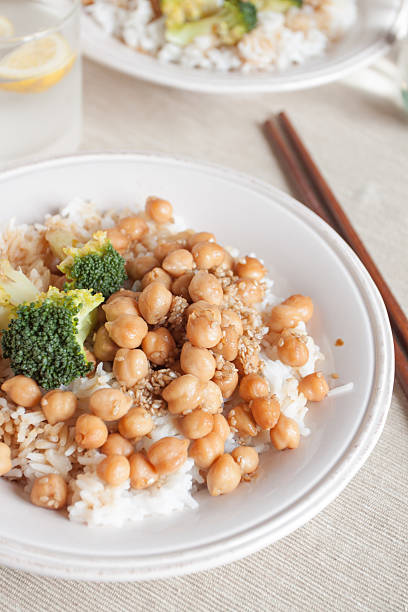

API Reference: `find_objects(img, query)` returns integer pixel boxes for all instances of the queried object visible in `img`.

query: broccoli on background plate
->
[161,0,221,27]
[165,0,257,46]
[0,261,103,389]
[255,0,302,10]
[57,231,127,300]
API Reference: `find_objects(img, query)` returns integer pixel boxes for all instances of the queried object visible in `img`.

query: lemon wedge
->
[0,33,75,94]
[0,15,14,38]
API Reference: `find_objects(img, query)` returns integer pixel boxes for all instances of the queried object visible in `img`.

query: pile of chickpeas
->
[0,195,330,511]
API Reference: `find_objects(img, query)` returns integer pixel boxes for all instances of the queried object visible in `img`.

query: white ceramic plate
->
[82,0,403,93]
[0,153,393,581]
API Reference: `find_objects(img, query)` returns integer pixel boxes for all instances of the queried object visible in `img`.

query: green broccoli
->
[58,231,127,300]
[0,259,40,329]
[256,0,302,11]
[161,0,221,27]
[1,279,103,389]
[165,0,257,46]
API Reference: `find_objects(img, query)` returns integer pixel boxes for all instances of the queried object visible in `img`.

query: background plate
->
[82,0,402,93]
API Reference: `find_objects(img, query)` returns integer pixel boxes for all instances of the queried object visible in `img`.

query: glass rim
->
[0,0,81,46]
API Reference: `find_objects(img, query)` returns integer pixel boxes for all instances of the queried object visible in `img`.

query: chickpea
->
[118,406,154,439]
[142,328,176,366]
[105,315,148,349]
[187,301,221,322]
[101,433,134,457]
[239,374,269,402]
[187,232,215,249]
[277,334,309,367]
[93,325,119,361]
[141,267,172,290]
[75,414,108,449]
[49,273,66,289]
[97,454,130,486]
[207,454,241,496]
[162,374,203,415]
[180,342,216,381]
[213,326,240,362]
[250,396,280,430]
[145,196,173,224]
[154,241,180,263]
[269,304,302,333]
[138,282,173,325]
[283,294,314,322]
[97,306,107,326]
[221,309,243,336]
[236,279,264,306]
[89,388,132,421]
[172,273,194,300]
[30,474,67,510]
[222,249,234,270]
[129,452,158,489]
[200,380,223,414]
[162,249,194,278]
[117,216,148,241]
[1,376,42,409]
[189,432,224,469]
[147,437,189,475]
[212,364,239,399]
[270,414,300,450]
[113,348,149,387]
[106,227,130,253]
[212,414,230,441]
[85,349,97,376]
[231,446,259,474]
[102,296,139,322]
[298,372,329,402]
[189,271,223,305]
[0,442,12,476]
[186,310,222,349]
[179,409,214,439]
[235,256,266,281]
[192,241,225,270]
[106,289,139,304]
[40,390,77,426]
[227,405,257,437]
[127,254,159,281]
[234,350,260,376]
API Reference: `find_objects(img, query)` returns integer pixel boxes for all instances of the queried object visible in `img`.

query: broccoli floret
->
[161,0,220,27]
[255,0,301,11]
[165,0,257,46]
[45,228,79,259]
[1,285,103,389]
[0,259,40,329]
[58,231,127,300]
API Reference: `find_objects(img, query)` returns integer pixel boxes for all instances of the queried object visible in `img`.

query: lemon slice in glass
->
[0,33,75,94]
[0,15,14,38]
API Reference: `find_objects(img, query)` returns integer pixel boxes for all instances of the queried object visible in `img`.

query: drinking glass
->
[0,0,81,165]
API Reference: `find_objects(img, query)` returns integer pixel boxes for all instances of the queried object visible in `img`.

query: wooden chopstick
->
[394,337,408,399]
[277,111,408,357]
[263,114,408,399]
[262,121,329,221]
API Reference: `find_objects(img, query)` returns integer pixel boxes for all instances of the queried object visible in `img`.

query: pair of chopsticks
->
[263,112,408,400]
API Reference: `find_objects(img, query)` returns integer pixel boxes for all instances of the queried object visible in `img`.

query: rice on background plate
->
[0,198,350,527]
[84,0,357,73]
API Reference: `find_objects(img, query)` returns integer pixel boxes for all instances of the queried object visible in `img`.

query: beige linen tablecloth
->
[0,58,407,612]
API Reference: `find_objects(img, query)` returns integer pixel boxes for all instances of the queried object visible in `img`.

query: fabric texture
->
[0,57,407,612]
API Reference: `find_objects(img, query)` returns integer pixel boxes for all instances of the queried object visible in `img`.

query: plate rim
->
[0,152,394,581]
[80,5,400,94]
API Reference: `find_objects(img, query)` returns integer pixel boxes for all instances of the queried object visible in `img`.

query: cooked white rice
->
[84,0,357,73]
[0,198,350,527]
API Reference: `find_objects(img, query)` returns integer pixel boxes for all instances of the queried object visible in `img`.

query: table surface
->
[0,56,407,612]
